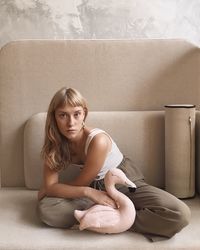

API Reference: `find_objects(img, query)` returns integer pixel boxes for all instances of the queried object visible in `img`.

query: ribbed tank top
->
[85,128,123,180]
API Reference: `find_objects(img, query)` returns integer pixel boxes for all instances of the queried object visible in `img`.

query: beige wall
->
[0,0,200,49]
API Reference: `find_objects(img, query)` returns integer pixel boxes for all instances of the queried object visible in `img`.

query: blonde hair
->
[41,87,88,171]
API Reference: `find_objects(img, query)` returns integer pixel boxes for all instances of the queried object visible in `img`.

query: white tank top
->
[85,128,123,180]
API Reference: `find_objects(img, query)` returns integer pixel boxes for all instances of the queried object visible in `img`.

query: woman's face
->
[55,103,85,141]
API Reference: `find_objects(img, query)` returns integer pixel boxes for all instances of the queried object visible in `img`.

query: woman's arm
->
[38,161,116,208]
[68,133,117,208]
[68,133,111,186]
[38,134,116,207]
[39,162,88,200]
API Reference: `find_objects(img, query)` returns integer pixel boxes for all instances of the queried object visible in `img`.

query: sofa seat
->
[0,188,200,250]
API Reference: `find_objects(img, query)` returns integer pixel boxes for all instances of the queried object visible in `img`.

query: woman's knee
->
[153,187,191,230]
[37,197,77,228]
[174,200,191,232]
[155,196,191,237]
[133,185,191,237]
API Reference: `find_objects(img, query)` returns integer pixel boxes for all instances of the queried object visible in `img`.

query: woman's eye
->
[59,113,66,118]
[74,112,81,118]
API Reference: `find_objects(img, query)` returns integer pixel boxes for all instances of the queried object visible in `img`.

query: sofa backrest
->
[24,111,165,189]
[0,39,199,187]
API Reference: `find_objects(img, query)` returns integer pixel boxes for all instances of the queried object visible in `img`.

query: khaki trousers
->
[37,157,191,240]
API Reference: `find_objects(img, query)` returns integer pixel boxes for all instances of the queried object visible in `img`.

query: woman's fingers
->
[88,188,117,208]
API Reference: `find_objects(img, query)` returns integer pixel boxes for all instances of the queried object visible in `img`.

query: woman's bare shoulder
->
[86,130,112,154]
[84,126,94,134]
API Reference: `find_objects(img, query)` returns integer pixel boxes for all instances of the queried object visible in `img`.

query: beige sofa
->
[0,39,200,250]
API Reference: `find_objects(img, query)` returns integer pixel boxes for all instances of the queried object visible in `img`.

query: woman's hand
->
[85,187,117,209]
[38,187,46,201]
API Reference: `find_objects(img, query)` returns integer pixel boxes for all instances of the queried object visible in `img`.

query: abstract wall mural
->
[0,0,200,49]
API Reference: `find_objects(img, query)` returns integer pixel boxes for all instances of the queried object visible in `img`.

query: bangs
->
[51,87,87,113]
[65,96,84,108]
[55,90,85,109]
[66,88,86,108]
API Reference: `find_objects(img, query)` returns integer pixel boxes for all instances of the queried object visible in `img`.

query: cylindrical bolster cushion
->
[196,112,200,194]
[165,104,195,198]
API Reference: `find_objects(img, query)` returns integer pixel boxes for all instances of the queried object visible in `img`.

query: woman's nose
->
[68,116,75,126]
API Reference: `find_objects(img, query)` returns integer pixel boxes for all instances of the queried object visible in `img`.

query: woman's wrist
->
[83,187,91,198]
[83,186,93,198]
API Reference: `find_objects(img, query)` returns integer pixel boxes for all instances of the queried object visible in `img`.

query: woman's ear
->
[83,107,88,121]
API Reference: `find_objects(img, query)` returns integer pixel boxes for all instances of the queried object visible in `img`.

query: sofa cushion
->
[0,188,199,250]
[24,111,165,190]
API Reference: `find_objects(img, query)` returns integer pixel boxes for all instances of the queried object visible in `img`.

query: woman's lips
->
[67,129,76,133]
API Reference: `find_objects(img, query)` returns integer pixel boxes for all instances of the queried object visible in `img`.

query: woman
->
[37,87,190,240]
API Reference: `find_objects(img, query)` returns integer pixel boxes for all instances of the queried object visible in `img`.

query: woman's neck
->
[69,128,85,147]
[67,128,88,165]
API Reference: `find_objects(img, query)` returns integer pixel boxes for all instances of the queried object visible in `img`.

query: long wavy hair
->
[41,87,88,171]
